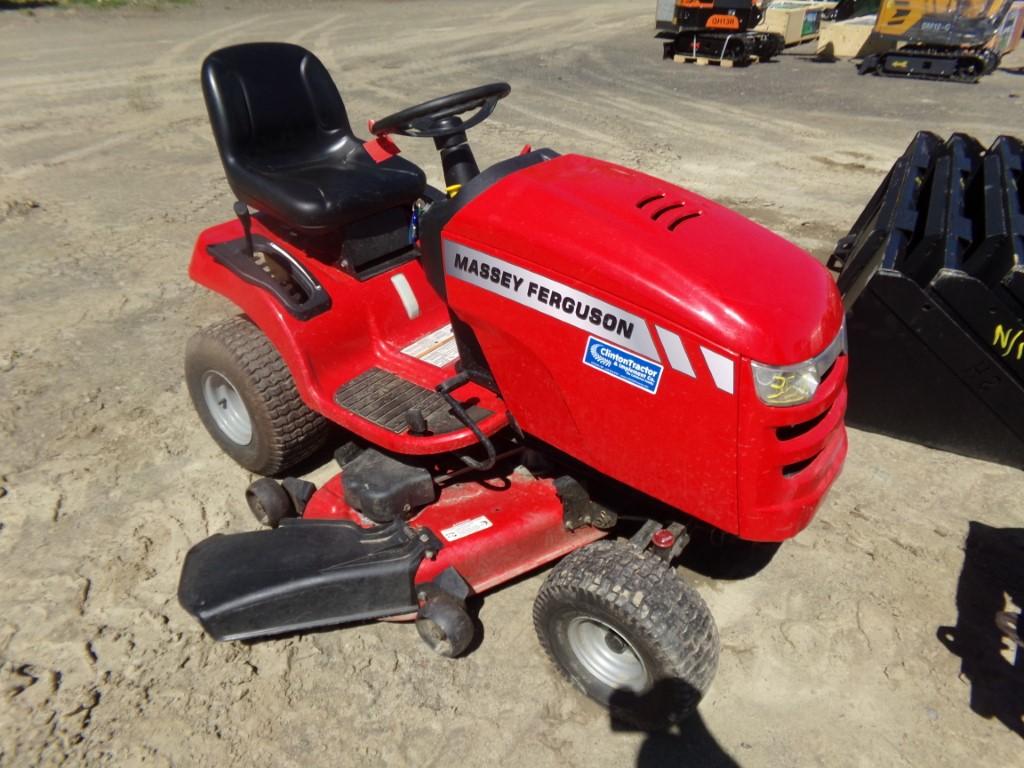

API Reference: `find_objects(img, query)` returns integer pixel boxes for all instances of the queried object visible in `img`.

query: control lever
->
[234,201,255,259]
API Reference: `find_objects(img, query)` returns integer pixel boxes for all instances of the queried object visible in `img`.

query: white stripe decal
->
[390,274,420,320]
[655,327,695,378]
[443,240,660,361]
[700,347,735,394]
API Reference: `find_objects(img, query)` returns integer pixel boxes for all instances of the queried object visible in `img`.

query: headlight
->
[751,323,846,407]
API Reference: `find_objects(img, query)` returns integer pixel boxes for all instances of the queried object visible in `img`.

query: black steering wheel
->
[371,82,510,139]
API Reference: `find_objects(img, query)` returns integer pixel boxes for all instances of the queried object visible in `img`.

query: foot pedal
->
[335,367,490,434]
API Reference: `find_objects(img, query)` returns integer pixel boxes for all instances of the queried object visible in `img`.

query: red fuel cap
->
[652,529,675,549]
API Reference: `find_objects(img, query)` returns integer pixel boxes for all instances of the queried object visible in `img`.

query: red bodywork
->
[190,218,507,455]
[191,153,847,546]
[439,155,847,541]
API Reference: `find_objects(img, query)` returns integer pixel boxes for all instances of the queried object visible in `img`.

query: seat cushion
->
[227,143,426,232]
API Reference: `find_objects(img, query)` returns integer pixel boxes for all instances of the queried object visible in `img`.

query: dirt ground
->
[2,1,1023,765]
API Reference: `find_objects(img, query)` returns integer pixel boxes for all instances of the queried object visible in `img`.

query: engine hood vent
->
[637,192,703,231]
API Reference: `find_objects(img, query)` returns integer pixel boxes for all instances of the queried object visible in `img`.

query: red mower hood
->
[445,154,844,364]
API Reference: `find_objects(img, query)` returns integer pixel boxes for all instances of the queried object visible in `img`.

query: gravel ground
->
[1,1,1023,766]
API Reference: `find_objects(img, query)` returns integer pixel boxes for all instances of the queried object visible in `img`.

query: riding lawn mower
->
[177,43,848,727]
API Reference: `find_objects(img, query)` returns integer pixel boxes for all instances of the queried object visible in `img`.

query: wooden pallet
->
[672,53,757,68]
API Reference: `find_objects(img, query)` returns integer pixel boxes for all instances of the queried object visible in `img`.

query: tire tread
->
[533,539,719,726]
[188,316,328,474]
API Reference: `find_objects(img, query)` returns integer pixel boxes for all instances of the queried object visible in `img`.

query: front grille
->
[777,406,831,441]
[782,453,820,478]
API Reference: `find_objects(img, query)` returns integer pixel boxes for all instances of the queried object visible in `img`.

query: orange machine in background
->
[656,0,787,63]
[860,0,1024,80]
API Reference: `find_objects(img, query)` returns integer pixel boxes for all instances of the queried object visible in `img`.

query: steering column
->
[433,117,480,193]
[370,82,511,195]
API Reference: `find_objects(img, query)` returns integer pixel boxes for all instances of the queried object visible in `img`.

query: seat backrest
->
[201,43,354,167]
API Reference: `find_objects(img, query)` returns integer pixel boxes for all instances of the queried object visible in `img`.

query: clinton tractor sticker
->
[583,337,663,394]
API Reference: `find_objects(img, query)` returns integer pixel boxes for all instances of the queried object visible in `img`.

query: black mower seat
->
[201,43,426,233]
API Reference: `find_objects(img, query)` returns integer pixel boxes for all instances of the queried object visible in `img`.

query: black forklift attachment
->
[178,518,441,641]
[828,132,1024,468]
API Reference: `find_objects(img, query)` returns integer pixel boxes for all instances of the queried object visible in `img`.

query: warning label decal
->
[442,241,660,361]
[400,324,460,368]
[440,516,493,542]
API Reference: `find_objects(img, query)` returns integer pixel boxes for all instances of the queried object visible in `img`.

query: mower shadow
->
[936,520,1024,738]
[610,681,741,767]
[678,528,782,581]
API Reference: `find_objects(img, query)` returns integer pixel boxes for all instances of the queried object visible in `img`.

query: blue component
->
[408,206,420,244]
[583,336,663,394]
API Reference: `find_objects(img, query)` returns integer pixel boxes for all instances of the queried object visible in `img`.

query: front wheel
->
[533,540,719,728]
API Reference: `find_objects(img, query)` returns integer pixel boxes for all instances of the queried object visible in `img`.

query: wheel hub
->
[567,616,649,693]
[604,632,626,654]
[202,370,253,445]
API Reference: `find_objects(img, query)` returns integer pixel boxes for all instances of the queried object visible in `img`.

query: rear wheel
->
[185,317,328,475]
[533,539,719,728]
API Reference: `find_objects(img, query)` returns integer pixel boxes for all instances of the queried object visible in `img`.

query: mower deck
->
[304,467,608,596]
[179,461,608,641]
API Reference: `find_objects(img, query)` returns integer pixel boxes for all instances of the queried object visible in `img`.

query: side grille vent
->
[637,192,702,232]
[777,407,831,441]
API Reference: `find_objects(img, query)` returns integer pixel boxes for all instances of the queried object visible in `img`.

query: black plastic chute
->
[178,518,439,641]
